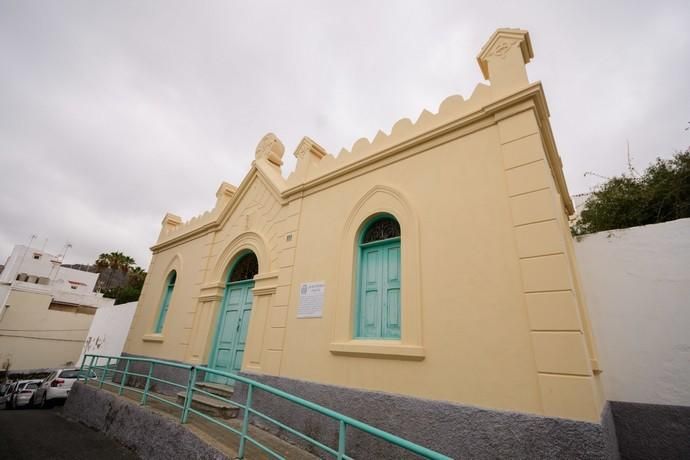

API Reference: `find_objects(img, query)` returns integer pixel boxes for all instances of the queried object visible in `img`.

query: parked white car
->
[33,368,95,408]
[0,382,13,405]
[6,380,42,409]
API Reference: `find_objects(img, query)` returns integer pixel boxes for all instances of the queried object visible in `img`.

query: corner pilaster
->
[497,107,602,422]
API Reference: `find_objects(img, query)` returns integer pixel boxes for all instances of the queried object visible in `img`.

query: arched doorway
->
[208,251,258,384]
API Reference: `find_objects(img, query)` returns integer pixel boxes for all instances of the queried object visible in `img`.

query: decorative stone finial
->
[477,28,533,91]
[294,136,327,161]
[216,181,237,200]
[215,182,237,208]
[159,213,182,239]
[255,133,285,167]
[161,212,182,229]
[287,136,328,183]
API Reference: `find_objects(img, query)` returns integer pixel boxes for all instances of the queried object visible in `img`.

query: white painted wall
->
[0,244,99,292]
[575,218,690,406]
[77,301,137,366]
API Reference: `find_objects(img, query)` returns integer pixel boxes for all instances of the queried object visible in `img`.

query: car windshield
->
[59,370,82,379]
[59,369,95,379]
[24,383,38,390]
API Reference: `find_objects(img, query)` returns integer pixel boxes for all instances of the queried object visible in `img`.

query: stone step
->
[176,391,239,420]
[195,381,235,399]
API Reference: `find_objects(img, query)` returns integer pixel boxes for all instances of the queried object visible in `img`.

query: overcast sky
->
[1,1,688,268]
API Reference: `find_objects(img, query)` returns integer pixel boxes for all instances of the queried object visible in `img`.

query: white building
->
[77,301,138,367]
[0,244,115,372]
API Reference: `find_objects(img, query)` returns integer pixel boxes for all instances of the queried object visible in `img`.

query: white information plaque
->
[297,282,325,318]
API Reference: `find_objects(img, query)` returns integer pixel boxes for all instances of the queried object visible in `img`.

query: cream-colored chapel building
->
[124,29,604,424]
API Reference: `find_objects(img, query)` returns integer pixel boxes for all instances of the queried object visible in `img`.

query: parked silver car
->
[6,380,42,409]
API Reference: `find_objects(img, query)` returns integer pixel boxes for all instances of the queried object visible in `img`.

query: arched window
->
[154,270,176,333]
[228,252,258,282]
[356,216,401,339]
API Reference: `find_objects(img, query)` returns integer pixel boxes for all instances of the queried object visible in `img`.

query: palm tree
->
[128,266,147,290]
[95,253,111,271]
[95,251,136,291]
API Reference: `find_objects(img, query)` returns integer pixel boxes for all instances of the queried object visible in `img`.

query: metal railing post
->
[338,420,346,459]
[118,359,130,396]
[238,383,253,459]
[181,366,197,423]
[99,357,111,389]
[141,362,155,406]
[86,355,96,384]
[79,354,87,379]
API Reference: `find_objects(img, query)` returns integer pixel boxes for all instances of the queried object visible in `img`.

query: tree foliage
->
[95,251,146,304]
[572,148,690,235]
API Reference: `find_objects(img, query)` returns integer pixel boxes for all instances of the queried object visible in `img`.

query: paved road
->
[0,404,139,459]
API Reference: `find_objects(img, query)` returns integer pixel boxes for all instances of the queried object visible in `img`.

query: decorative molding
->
[477,28,533,79]
[208,231,270,284]
[252,286,277,296]
[255,132,285,167]
[149,28,574,250]
[294,136,327,160]
[197,293,223,302]
[142,333,164,343]
[331,184,424,350]
[329,341,425,360]
[254,271,280,281]
[151,167,286,252]
[252,270,279,296]
[200,281,225,292]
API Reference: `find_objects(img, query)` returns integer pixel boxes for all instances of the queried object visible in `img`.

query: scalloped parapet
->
[282,28,534,187]
[158,28,540,243]
[157,208,221,243]
[157,183,239,244]
[283,81,499,186]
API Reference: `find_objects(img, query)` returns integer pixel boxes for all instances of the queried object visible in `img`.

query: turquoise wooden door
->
[358,240,401,338]
[209,280,254,384]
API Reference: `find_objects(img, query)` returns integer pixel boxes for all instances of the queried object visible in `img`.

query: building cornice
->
[150,82,573,254]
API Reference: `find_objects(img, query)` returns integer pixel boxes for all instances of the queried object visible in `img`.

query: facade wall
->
[126,232,213,361]
[78,301,138,366]
[124,29,603,422]
[0,290,93,370]
[280,126,544,414]
[575,218,690,406]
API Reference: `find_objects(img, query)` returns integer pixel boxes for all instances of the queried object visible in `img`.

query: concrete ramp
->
[62,382,317,460]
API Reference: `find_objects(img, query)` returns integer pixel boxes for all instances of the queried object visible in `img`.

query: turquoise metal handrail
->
[80,353,451,460]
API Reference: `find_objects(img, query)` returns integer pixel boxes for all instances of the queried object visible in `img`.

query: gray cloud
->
[1,0,689,267]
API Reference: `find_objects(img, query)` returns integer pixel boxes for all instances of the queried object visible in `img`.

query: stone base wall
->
[610,401,690,460]
[232,373,619,459]
[62,382,227,460]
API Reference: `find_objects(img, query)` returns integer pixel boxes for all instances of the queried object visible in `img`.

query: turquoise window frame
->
[355,215,401,340]
[154,270,176,333]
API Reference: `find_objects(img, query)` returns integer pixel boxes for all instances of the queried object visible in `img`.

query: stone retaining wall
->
[610,401,690,460]
[62,382,227,460]
[232,373,620,459]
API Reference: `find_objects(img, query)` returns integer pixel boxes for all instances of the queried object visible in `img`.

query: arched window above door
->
[228,252,258,283]
[361,217,401,244]
[356,215,401,339]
